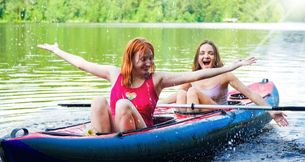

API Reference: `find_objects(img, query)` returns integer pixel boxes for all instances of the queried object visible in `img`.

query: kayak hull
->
[0,80,278,162]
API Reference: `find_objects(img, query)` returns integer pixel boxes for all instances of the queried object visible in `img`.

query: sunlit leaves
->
[0,0,285,23]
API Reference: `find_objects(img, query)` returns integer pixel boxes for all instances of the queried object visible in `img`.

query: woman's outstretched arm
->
[156,57,256,90]
[37,43,119,82]
[227,73,288,127]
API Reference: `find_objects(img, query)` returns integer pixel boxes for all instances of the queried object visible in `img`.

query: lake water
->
[0,23,305,161]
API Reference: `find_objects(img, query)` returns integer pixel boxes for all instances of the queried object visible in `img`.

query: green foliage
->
[0,0,5,19]
[134,0,163,22]
[0,0,285,23]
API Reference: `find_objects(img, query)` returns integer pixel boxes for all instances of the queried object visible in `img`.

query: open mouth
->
[202,60,211,66]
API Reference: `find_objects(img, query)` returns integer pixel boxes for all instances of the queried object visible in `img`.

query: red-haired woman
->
[37,38,256,133]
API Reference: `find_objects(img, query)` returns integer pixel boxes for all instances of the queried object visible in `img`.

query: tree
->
[4,0,27,22]
[0,0,6,19]
[134,0,165,22]
[0,0,285,23]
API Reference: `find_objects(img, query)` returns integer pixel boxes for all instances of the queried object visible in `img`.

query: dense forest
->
[0,0,284,23]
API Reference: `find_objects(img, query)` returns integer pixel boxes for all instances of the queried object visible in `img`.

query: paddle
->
[157,104,305,111]
[58,103,91,107]
[58,103,305,111]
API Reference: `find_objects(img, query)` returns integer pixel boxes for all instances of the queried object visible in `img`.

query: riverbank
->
[2,22,305,31]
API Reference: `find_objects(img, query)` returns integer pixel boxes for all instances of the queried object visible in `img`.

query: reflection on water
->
[0,23,305,161]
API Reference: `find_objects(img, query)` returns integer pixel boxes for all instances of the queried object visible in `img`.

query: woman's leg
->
[176,90,187,112]
[115,99,146,132]
[186,87,217,113]
[186,87,200,113]
[196,90,217,112]
[91,96,114,133]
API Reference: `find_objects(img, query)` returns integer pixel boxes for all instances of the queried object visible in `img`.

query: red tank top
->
[110,74,159,127]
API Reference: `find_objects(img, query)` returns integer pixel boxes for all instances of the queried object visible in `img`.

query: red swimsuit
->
[110,74,159,127]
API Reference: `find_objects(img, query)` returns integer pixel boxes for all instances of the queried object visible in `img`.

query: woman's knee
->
[91,96,109,113]
[187,87,199,97]
[177,90,187,97]
[115,99,134,116]
[176,90,187,105]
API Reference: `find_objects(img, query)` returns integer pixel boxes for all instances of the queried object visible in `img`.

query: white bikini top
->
[199,83,228,105]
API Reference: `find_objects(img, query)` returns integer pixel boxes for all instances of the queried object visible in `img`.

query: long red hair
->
[121,38,155,87]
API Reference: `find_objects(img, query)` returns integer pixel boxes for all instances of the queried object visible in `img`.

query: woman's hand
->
[268,111,288,127]
[236,57,257,66]
[37,43,60,53]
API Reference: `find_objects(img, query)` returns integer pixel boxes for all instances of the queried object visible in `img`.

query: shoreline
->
[1,22,305,31]
[90,22,305,31]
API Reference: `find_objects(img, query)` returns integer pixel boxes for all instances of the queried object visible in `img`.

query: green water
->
[0,23,265,108]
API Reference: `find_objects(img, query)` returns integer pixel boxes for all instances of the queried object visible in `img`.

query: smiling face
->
[198,44,215,69]
[192,40,223,71]
[121,38,155,87]
[132,49,154,78]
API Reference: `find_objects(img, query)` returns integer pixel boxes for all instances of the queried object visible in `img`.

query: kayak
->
[0,79,278,162]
